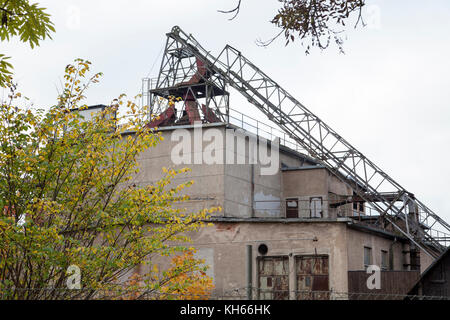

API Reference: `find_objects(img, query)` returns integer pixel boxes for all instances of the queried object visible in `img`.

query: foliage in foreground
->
[0,0,55,86]
[0,59,217,299]
[220,0,366,53]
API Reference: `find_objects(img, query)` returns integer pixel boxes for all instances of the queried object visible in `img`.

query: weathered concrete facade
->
[133,123,435,299]
[409,248,450,297]
[185,221,349,298]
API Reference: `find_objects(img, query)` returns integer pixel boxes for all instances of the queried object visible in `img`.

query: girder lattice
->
[150,26,450,259]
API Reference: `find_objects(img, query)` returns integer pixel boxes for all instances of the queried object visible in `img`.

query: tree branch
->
[218,0,242,20]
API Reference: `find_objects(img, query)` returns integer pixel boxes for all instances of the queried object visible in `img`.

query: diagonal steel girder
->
[154,26,449,258]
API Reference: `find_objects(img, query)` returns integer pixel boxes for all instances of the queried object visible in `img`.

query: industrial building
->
[119,26,450,299]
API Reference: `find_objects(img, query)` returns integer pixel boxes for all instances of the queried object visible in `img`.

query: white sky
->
[3,0,450,222]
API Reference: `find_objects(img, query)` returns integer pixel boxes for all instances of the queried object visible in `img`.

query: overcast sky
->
[3,0,450,223]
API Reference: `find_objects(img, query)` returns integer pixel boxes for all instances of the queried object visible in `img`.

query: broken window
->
[296,255,329,300]
[359,202,365,214]
[352,201,365,216]
[364,247,372,269]
[258,256,289,300]
[381,250,388,271]
[310,197,323,218]
[286,198,298,218]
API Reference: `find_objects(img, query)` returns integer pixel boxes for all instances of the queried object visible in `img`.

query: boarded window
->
[310,197,323,218]
[296,255,329,300]
[381,250,388,270]
[286,198,298,218]
[258,256,289,300]
[364,247,372,269]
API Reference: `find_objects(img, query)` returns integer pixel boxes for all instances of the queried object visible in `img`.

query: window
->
[352,202,359,217]
[364,247,372,269]
[310,197,323,218]
[258,256,289,300]
[353,202,365,216]
[381,250,388,270]
[359,202,365,214]
[389,249,394,270]
[296,255,329,300]
[286,198,298,218]
[402,250,409,270]
[410,250,420,271]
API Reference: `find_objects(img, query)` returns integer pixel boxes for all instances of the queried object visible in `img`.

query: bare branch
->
[255,29,284,47]
[218,0,242,20]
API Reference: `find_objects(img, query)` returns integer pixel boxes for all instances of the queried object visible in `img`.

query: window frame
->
[381,250,388,271]
[309,197,323,218]
[285,198,299,218]
[295,254,330,300]
[257,255,290,300]
[364,246,372,269]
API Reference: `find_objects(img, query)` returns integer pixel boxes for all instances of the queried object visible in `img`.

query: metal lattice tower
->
[148,26,450,259]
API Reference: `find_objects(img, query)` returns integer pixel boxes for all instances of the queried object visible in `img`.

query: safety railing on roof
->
[141,77,308,154]
[222,106,308,154]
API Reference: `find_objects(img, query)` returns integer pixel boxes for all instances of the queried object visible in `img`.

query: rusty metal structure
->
[144,26,450,259]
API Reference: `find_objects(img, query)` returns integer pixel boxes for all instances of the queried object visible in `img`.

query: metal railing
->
[141,77,308,154]
[222,106,308,154]
[140,74,450,249]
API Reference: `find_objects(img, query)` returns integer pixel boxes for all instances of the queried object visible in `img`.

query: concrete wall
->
[281,168,353,219]
[133,124,354,221]
[410,251,450,296]
[346,227,406,271]
[129,123,438,298]
[223,127,285,218]
[420,248,436,273]
[134,124,307,219]
[282,168,328,197]
[346,227,436,274]
[185,221,350,299]
[328,173,353,196]
[133,125,226,215]
[279,151,304,168]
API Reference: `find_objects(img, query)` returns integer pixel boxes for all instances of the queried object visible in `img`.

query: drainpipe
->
[251,164,255,217]
[246,245,253,300]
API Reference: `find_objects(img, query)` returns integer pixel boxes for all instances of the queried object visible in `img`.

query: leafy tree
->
[161,251,215,300]
[123,251,215,300]
[219,0,366,53]
[0,0,55,86]
[0,59,217,299]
